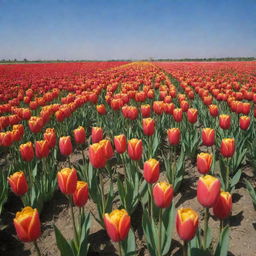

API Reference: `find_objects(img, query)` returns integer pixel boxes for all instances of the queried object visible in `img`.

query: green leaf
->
[78,213,91,256]
[230,169,242,188]
[162,203,175,255]
[142,210,157,256]
[245,179,256,206]
[214,226,230,256]
[121,229,136,256]
[54,225,75,256]
[206,226,212,249]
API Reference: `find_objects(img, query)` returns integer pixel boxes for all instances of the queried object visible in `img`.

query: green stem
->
[203,207,209,250]
[69,196,79,248]
[226,159,230,191]
[118,241,123,256]
[33,240,42,256]
[158,208,162,256]
[183,240,188,256]
[148,183,153,219]
[99,172,105,214]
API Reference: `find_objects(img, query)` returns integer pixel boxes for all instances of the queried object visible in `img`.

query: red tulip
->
[99,139,114,159]
[173,108,183,122]
[143,158,160,184]
[14,207,41,242]
[89,143,106,168]
[59,136,73,156]
[153,101,164,115]
[197,153,213,174]
[142,118,155,136]
[239,116,250,130]
[202,128,215,147]
[187,108,198,123]
[220,138,235,158]
[180,100,189,112]
[127,138,143,161]
[141,104,151,117]
[73,181,89,207]
[28,116,44,133]
[91,127,103,143]
[114,134,127,154]
[0,131,13,147]
[19,142,34,162]
[35,140,50,159]
[8,171,28,196]
[73,126,86,144]
[167,128,180,145]
[242,102,250,115]
[209,104,219,117]
[213,191,232,219]
[219,114,231,130]
[57,168,77,194]
[176,208,198,241]
[197,175,221,208]
[43,128,56,148]
[96,104,107,115]
[153,182,174,208]
[104,209,131,242]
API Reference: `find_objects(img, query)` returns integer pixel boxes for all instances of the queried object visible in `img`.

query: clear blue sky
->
[0,0,255,60]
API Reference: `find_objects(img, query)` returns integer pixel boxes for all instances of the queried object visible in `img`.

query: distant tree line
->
[0,57,255,64]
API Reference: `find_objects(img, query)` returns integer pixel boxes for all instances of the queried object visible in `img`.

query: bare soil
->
[1,149,256,256]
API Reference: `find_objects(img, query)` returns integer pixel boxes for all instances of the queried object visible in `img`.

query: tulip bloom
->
[8,171,28,196]
[91,127,103,143]
[127,138,143,161]
[187,108,198,124]
[114,134,127,154]
[202,128,215,147]
[197,175,221,208]
[143,158,160,184]
[167,128,180,145]
[239,116,250,130]
[209,104,219,117]
[13,207,41,242]
[180,100,189,112]
[219,114,231,130]
[73,126,86,144]
[57,168,78,195]
[141,104,151,117]
[176,208,199,241]
[153,101,164,115]
[220,138,235,158]
[19,142,34,162]
[197,153,213,174]
[96,104,107,115]
[173,108,183,122]
[142,118,155,136]
[213,191,232,219]
[0,131,13,147]
[28,116,44,133]
[59,136,73,156]
[43,128,56,149]
[35,140,50,159]
[99,139,114,159]
[153,182,174,208]
[89,143,106,168]
[73,181,89,207]
[104,209,131,242]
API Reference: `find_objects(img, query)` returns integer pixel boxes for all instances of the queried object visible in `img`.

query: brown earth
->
[1,149,256,256]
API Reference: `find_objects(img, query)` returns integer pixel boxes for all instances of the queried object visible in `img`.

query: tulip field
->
[0,61,256,256]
